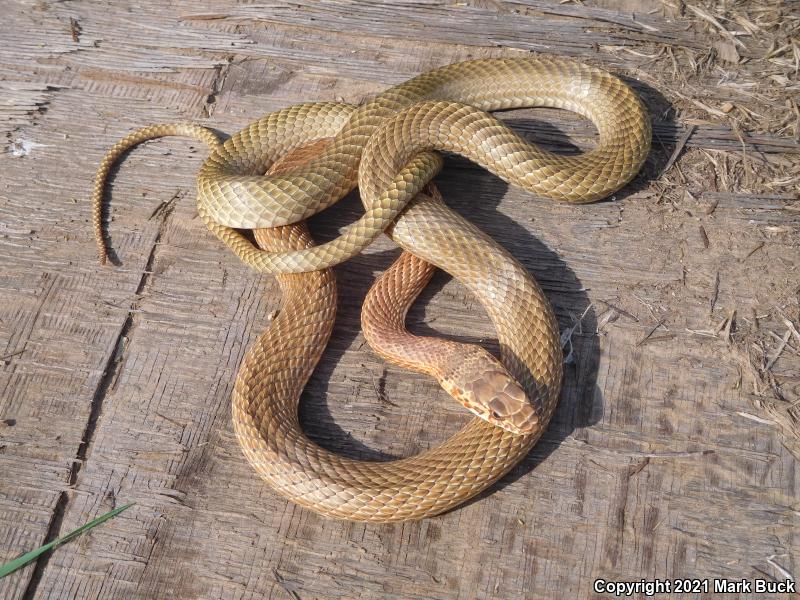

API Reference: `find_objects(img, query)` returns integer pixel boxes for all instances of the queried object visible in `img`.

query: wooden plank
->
[0,1,797,599]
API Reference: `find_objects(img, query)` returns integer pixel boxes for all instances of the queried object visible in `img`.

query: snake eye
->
[491,410,505,420]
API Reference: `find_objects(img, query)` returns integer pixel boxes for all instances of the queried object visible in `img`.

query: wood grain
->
[1,1,797,599]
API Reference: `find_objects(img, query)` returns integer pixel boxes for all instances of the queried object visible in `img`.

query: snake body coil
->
[93,57,651,522]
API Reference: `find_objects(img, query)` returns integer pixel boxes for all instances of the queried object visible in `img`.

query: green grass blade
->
[0,502,134,579]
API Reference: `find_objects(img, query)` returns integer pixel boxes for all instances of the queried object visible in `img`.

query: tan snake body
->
[92,56,651,522]
[190,57,650,273]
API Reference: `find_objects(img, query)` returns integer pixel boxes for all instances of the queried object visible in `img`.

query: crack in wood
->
[15,201,177,598]
[20,492,70,600]
[201,59,233,119]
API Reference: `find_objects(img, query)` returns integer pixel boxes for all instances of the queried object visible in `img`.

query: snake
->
[92,56,651,521]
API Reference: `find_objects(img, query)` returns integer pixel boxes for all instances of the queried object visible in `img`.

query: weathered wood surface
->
[1,1,798,598]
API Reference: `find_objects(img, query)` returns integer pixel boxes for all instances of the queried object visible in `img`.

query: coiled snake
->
[93,57,650,522]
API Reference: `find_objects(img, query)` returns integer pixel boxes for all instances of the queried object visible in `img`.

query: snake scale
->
[93,56,650,522]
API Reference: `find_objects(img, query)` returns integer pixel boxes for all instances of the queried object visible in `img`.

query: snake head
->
[441,347,539,435]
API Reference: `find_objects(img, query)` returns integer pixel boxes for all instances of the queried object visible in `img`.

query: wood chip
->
[636,319,666,347]
[710,271,720,314]
[741,242,764,261]
[736,412,775,426]
[766,329,792,370]
[699,225,709,248]
[661,124,696,176]
[714,40,740,64]
[69,17,81,43]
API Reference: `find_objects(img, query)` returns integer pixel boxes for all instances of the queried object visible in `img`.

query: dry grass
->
[631,1,800,197]
[733,305,800,458]
[600,0,800,454]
